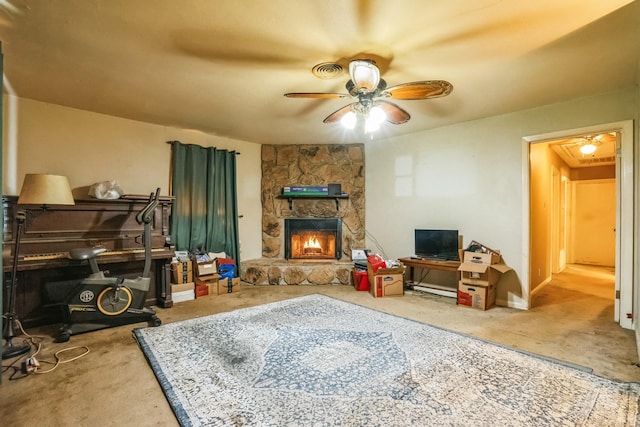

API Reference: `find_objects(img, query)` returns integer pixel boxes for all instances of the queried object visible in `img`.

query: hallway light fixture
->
[579,135,599,155]
[579,142,597,155]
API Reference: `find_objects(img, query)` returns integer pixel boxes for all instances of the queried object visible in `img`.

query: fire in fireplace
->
[284,218,342,260]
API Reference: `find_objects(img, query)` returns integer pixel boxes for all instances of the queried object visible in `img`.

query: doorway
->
[524,121,634,329]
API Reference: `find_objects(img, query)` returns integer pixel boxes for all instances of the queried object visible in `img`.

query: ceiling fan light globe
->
[365,116,380,133]
[340,111,357,129]
[369,106,386,124]
[349,60,380,92]
[580,143,597,155]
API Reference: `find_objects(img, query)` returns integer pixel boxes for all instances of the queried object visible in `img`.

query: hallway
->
[534,263,616,308]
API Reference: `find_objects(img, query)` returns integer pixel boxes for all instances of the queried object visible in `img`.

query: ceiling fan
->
[284,59,453,131]
[556,133,615,155]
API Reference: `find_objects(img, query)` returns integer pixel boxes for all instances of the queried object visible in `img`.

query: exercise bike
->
[55,188,163,342]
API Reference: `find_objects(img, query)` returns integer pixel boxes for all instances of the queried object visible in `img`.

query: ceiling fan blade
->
[383,80,453,100]
[376,101,411,124]
[284,92,349,99]
[323,103,357,123]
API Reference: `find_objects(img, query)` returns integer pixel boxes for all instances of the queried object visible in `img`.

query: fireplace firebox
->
[284,218,342,260]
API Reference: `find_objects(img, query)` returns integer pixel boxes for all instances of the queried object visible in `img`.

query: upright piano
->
[2,194,176,328]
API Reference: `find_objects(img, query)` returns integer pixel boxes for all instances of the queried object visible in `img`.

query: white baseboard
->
[496,298,528,310]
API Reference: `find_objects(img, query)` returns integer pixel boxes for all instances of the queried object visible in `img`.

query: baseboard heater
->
[411,284,457,299]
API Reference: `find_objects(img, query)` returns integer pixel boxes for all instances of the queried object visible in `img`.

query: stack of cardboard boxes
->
[457,249,511,310]
[170,252,195,303]
[193,253,241,296]
[170,252,241,302]
[193,253,218,297]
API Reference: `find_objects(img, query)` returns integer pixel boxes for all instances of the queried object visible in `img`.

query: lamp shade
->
[18,174,75,205]
[349,60,380,92]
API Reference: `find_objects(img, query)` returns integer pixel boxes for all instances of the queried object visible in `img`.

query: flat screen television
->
[414,229,460,261]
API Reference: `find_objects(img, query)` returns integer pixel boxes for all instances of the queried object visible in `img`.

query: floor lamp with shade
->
[2,174,75,359]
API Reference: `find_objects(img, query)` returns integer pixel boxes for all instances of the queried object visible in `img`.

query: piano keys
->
[2,194,176,328]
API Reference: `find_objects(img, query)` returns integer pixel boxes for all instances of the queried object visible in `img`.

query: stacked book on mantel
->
[282,184,343,196]
[282,185,329,196]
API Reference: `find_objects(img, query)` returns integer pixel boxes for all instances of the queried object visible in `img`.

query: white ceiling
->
[0,1,638,145]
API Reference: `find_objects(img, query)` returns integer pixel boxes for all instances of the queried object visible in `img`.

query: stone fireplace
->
[284,218,342,260]
[240,144,366,286]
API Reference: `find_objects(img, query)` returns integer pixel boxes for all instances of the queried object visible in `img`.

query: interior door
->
[615,130,633,328]
[551,166,560,273]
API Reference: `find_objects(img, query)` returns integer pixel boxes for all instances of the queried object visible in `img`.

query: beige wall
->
[364,86,638,310]
[4,86,638,312]
[2,95,264,261]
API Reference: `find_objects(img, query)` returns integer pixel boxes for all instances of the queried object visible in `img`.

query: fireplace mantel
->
[277,194,349,211]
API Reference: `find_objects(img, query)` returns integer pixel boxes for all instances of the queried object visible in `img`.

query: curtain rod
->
[166,140,240,155]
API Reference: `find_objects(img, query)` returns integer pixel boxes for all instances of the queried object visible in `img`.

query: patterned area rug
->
[134,294,640,426]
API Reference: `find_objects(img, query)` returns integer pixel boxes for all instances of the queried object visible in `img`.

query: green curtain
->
[169,141,240,272]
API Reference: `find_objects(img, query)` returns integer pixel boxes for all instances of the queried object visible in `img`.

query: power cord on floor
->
[1,319,90,380]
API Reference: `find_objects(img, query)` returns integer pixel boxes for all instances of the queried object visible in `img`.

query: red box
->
[195,283,209,298]
[353,271,369,291]
[457,290,472,306]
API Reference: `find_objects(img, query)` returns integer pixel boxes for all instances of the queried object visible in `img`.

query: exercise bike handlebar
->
[138,188,161,278]
[136,188,161,225]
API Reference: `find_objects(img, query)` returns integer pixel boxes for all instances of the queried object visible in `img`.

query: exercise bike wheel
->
[97,286,133,316]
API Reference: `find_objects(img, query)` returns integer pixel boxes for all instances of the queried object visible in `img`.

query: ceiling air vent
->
[312,62,344,79]
[578,156,616,165]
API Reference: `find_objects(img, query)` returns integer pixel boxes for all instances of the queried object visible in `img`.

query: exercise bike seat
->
[68,247,107,260]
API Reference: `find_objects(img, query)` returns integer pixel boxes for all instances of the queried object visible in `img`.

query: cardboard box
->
[172,290,195,303]
[171,260,193,284]
[171,282,195,293]
[196,276,220,295]
[458,251,512,286]
[462,251,501,265]
[370,273,404,298]
[366,261,404,298]
[217,277,241,295]
[366,261,403,286]
[172,282,195,303]
[195,282,209,298]
[351,249,368,262]
[459,262,512,285]
[195,259,217,278]
[458,281,495,310]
